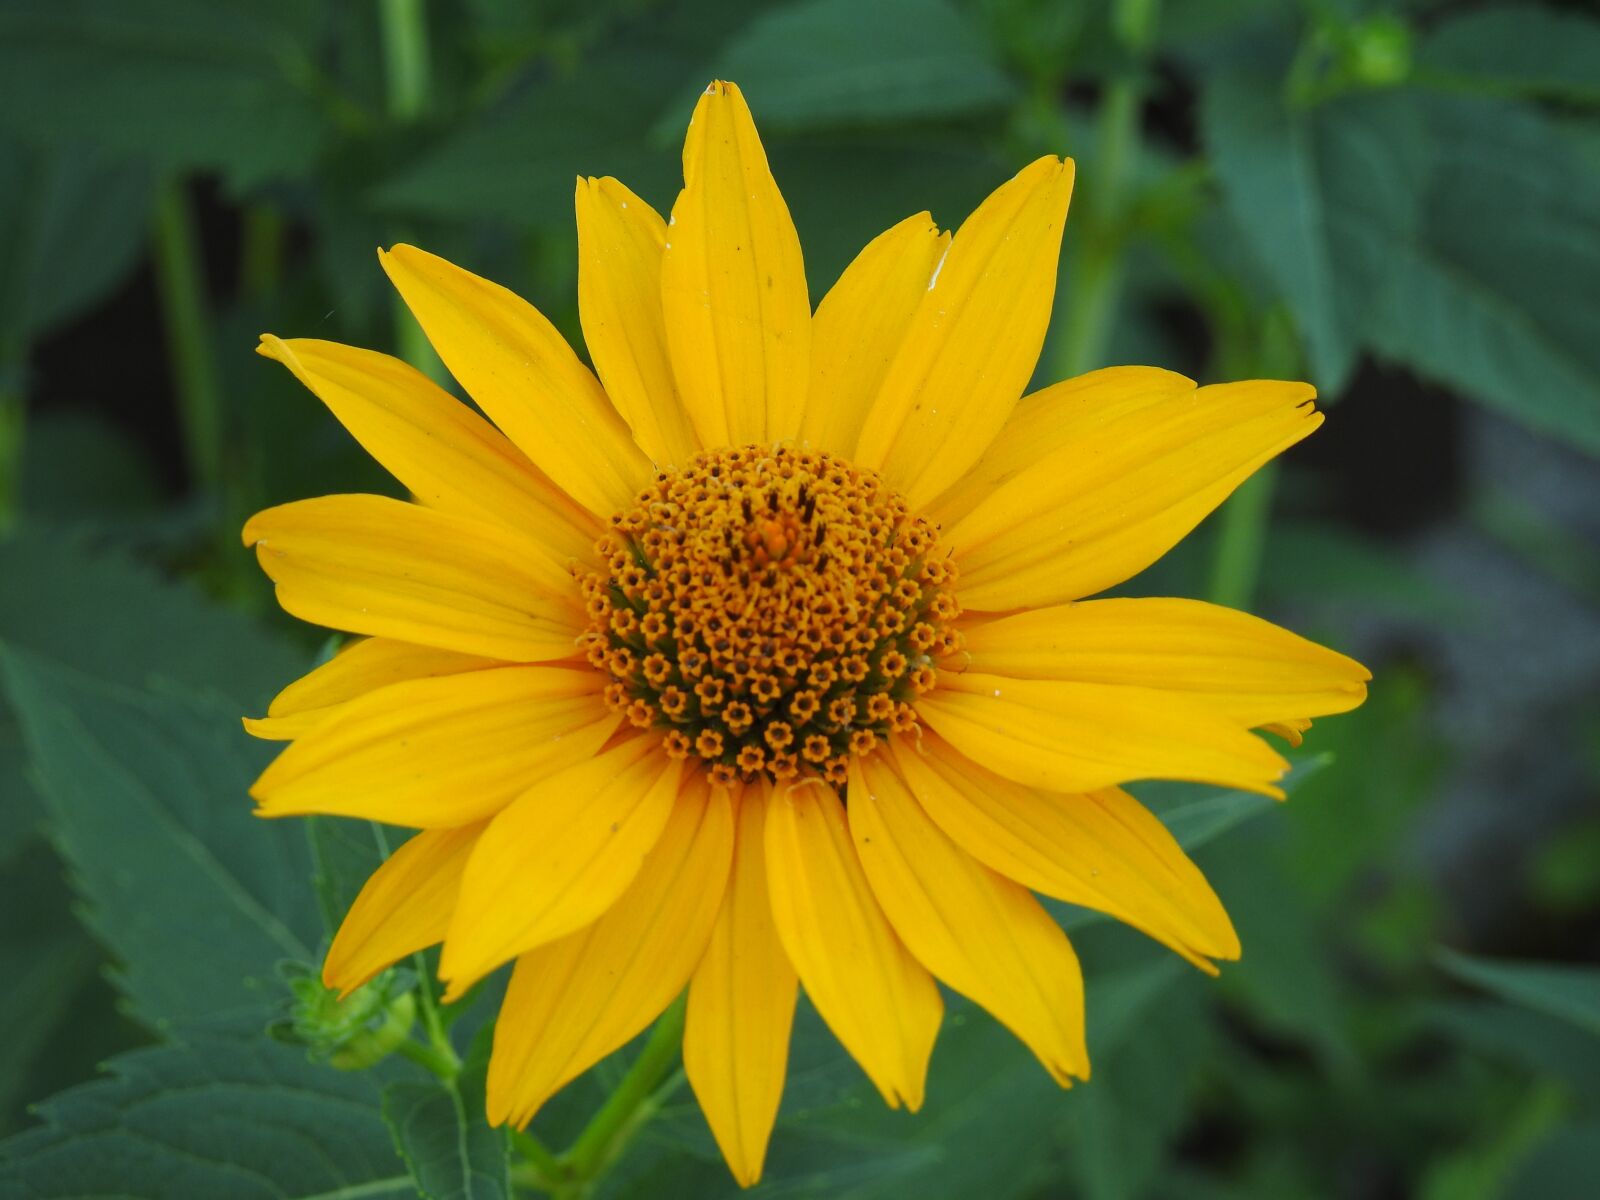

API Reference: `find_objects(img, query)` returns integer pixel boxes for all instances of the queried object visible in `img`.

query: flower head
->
[245,80,1368,1186]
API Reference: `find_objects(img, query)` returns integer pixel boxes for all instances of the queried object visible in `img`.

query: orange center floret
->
[578,445,963,788]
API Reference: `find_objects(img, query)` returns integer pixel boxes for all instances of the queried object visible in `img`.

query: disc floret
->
[578,445,962,787]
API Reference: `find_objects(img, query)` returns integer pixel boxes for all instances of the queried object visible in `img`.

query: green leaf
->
[1138,756,1329,854]
[1429,999,1600,1105]
[307,818,388,938]
[1326,92,1600,455]
[1202,71,1354,390]
[1419,5,1600,103]
[382,1069,510,1200]
[0,839,102,1128]
[713,0,1016,130]
[0,1035,408,1199]
[0,650,321,1034]
[0,0,331,188]
[1504,1122,1600,1200]
[0,138,152,343]
[378,48,680,225]
[1436,948,1600,1039]
[0,527,304,708]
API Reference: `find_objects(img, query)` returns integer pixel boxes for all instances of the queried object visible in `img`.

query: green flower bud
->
[269,960,417,1069]
[1344,15,1411,87]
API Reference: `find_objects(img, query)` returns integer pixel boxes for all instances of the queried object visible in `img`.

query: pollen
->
[577,445,963,786]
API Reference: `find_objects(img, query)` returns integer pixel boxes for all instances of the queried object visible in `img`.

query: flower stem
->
[554,996,687,1195]
[240,205,285,302]
[378,0,430,123]
[0,353,22,535]
[375,0,445,383]
[510,1131,564,1192]
[394,1036,462,1082]
[152,180,225,494]
[1206,464,1277,609]
[1053,0,1160,378]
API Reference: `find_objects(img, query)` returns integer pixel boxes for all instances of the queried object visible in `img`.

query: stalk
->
[1053,0,1161,377]
[151,181,225,494]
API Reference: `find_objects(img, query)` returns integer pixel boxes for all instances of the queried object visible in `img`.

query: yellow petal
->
[243,494,584,662]
[763,781,942,1109]
[961,598,1369,729]
[853,156,1074,509]
[255,335,599,561]
[684,781,797,1188]
[888,734,1239,971]
[245,638,500,741]
[1263,717,1313,747]
[486,774,734,1128]
[925,366,1194,531]
[949,378,1321,609]
[917,671,1289,798]
[575,177,701,469]
[799,213,949,459]
[439,739,683,999]
[661,80,810,448]
[250,666,618,826]
[850,754,1089,1084]
[380,243,651,517]
[323,822,484,997]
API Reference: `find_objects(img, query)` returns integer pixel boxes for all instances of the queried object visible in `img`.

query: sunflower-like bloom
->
[244,81,1368,1185]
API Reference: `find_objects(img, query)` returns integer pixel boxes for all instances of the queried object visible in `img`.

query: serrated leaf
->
[382,1069,510,1200]
[1323,92,1600,454]
[0,0,330,188]
[1436,948,1600,1039]
[0,1035,407,1199]
[0,650,320,1033]
[0,528,304,708]
[1420,5,1600,103]
[1202,70,1354,390]
[0,840,101,1127]
[713,0,1016,131]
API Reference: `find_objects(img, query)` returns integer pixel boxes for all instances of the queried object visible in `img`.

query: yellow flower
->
[244,80,1368,1186]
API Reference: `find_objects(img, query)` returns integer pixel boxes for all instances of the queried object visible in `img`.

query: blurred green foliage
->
[1,0,1597,1197]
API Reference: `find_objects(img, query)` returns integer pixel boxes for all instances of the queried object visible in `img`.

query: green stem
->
[556,996,687,1193]
[1053,0,1158,377]
[510,1131,564,1191]
[394,1036,462,1083]
[1206,464,1277,609]
[0,358,22,535]
[376,0,444,382]
[241,206,285,301]
[378,0,430,123]
[152,181,225,493]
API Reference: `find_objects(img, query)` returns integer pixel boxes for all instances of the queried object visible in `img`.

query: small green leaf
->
[713,0,1016,131]
[0,650,321,1033]
[1436,948,1600,1039]
[0,1035,408,1199]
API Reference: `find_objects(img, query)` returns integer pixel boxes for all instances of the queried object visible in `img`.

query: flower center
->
[578,445,963,788]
